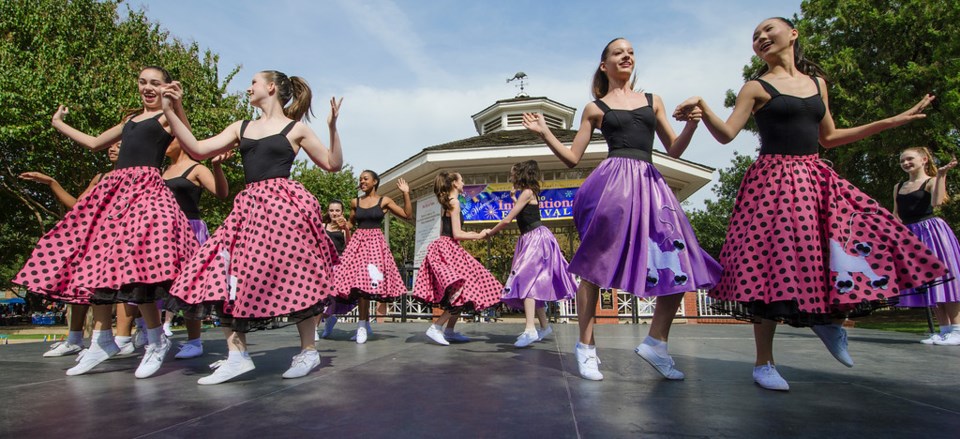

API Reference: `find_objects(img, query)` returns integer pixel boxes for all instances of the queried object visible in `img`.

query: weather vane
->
[506,72,528,98]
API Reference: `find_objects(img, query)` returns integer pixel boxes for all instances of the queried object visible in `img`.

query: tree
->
[0,0,250,287]
[734,1,960,225]
[291,161,358,209]
[687,153,755,259]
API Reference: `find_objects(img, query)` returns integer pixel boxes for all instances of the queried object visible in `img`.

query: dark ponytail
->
[753,17,830,81]
[261,70,314,122]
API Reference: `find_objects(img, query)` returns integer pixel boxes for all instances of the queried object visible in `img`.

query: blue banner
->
[460,180,582,223]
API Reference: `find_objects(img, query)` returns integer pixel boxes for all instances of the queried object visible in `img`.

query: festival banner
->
[460,179,583,223]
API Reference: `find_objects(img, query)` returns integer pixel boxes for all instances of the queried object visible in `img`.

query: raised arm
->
[931,155,957,207]
[161,82,241,159]
[652,94,700,158]
[51,106,124,151]
[818,82,934,148]
[522,103,602,168]
[450,198,486,241]
[191,157,230,200]
[382,178,413,220]
[19,172,79,208]
[293,97,344,172]
[486,189,536,236]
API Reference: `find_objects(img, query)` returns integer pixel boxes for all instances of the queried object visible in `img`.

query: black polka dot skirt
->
[332,228,405,302]
[168,178,339,323]
[13,167,199,304]
[710,154,948,326]
[412,236,503,313]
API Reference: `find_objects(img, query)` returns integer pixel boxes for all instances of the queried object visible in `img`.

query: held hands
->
[521,112,548,135]
[672,97,702,122]
[891,94,936,125]
[479,228,492,239]
[328,97,343,126]
[19,172,56,186]
[211,149,235,165]
[160,81,183,110]
[397,177,410,194]
[939,155,958,175]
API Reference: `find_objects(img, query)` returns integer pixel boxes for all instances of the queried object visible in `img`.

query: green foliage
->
[687,153,755,259]
[0,0,250,288]
[291,161,358,208]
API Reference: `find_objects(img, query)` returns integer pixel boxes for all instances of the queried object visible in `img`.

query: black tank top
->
[355,197,385,229]
[325,229,346,254]
[754,77,826,156]
[440,215,453,238]
[238,120,296,184]
[164,163,202,220]
[115,113,173,169]
[896,179,934,224]
[516,203,542,235]
[594,93,656,163]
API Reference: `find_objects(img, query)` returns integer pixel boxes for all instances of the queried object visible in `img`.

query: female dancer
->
[317,199,353,339]
[673,17,946,390]
[13,66,199,379]
[160,139,230,358]
[332,171,412,344]
[485,160,576,347]
[412,171,503,345]
[161,71,343,384]
[894,148,960,345]
[20,142,121,358]
[522,38,721,381]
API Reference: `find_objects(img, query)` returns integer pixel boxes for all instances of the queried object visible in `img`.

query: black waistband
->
[519,220,543,235]
[607,148,652,162]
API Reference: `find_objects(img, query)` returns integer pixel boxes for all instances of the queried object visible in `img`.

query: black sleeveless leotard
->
[238,120,297,184]
[754,76,826,156]
[355,197,386,229]
[593,93,656,163]
[164,163,202,219]
[115,113,173,169]
[516,203,542,235]
[896,179,934,224]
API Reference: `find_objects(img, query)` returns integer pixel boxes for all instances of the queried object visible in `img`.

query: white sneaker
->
[66,343,120,376]
[43,341,83,358]
[933,332,960,346]
[355,326,368,344]
[514,330,539,348]
[198,357,256,385]
[425,325,449,346]
[314,330,320,341]
[575,344,603,381]
[174,342,204,359]
[282,350,321,379]
[753,362,790,391]
[444,331,471,343]
[135,337,171,379]
[537,326,553,341]
[321,316,337,339]
[635,343,685,380]
[920,334,943,345]
[134,329,147,349]
[115,339,136,357]
[162,323,174,337]
[811,324,854,367]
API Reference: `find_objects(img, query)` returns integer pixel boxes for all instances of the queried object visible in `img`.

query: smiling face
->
[107,142,121,163]
[328,202,344,221]
[246,73,272,107]
[358,171,379,193]
[138,68,168,110]
[899,150,926,174]
[752,18,797,60]
[599,38,634,80]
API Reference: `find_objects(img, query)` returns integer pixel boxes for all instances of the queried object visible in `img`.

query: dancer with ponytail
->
[894,148,960,345]
[674,17,946,390]
[161,71,343,384]
[523,38,720,381]
[14,66,199,379]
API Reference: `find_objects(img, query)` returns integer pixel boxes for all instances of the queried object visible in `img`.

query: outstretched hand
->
[19,171,56,186]
[397,177,409,193]
[939,155,958,175]
[328,96,343,126]
[521,112,548,135]
[892,94,936,125]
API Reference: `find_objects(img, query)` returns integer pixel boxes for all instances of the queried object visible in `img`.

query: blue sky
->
[131,0,803,208]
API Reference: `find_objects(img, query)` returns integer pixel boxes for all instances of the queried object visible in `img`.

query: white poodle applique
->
[646,237,689,287]
[829,239,890,293]
[367,264,385,289]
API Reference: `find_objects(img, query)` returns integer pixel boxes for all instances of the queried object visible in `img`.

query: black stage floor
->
[1,322,958,438]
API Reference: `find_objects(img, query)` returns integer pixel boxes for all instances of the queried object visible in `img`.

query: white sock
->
[90,329,114,351]
[949,324,960,333]
[576,342,595,352]
[185,338,202,347]
[146,326,163,346]
[67,330,83,345]
[227,350,245,362]
[115,335,132,346]
[642,336,669,357]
